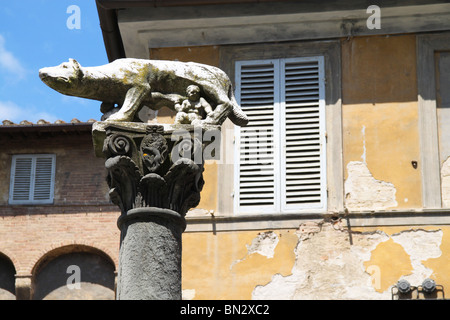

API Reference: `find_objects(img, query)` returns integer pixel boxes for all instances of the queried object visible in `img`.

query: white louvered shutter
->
[235,57,326,214]
[10,155,55,204]
[280,57,326,211]
[235,60,280,213]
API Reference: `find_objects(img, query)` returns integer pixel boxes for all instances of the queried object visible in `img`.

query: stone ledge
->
[184,209,450,232]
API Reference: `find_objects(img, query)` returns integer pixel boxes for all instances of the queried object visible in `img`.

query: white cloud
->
[0,100,58,123]
[0,34,26,79]
[0,101,22,120]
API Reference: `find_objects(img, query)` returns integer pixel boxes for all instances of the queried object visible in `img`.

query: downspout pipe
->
[96,0,126,62]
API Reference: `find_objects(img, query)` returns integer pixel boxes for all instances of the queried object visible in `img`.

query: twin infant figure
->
[174,85,213,126]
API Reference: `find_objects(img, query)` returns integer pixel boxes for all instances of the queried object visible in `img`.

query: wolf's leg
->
[203,99,233,126]
[106,85,150,122]
[202,85,234,126]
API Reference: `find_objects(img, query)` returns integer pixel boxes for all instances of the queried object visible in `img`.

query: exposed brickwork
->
[0,212,120,275]
[0,127,111,209]
[0,124,121,277]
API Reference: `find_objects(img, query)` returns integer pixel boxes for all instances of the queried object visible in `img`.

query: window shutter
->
[10,155,55,204]
[34,157,54,201]
[11,157,33,201]
[235,57,326,214]
[235,60,280,213]
[280,57,326,210]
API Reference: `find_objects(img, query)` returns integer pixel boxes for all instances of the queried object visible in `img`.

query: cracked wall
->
[390,229,443,286]
[342,35,422,210]
[252,222,392,300]
[181,229,299,300]
[160,35,444,300]
[182,223,450,300]
[345,161,397,211]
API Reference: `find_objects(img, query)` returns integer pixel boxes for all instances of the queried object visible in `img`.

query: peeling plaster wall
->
[150,36,446,300]
[244,231,279,259]
[391,229,443,286]
[345,161,397,211]
[182,230,298,300]
[442,157,450,207]
[149,35,424,214]
[342,35,422,209]
[252,222,391,300]
[182,223,450,300]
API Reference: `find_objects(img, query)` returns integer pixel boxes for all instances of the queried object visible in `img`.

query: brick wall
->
[0,125,121,282]
[0,127,112,208]
[0,212,120,275]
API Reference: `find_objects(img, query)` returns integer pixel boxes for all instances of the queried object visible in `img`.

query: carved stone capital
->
[92,122,220,217]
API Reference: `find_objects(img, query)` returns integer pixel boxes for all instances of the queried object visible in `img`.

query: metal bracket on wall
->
[392,279,445,300]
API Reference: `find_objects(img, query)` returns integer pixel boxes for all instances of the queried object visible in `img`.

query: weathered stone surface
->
[39,58,236,300]
[92,121,222,300]
[39,58,248,127]
[117,208,184,300]
[94,122,219,217]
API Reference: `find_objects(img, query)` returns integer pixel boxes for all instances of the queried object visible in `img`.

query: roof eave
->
[95,0,294,62]
[0,122,94,134]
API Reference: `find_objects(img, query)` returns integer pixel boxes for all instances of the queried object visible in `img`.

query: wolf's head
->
[39,59,84,95]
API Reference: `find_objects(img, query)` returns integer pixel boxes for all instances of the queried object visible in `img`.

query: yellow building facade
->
[0,1,445,300]
[93,0,450,299]
[140,33,450,299]
[5,0,450,301]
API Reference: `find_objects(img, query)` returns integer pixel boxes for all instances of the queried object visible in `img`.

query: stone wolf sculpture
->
[39,58,248,126]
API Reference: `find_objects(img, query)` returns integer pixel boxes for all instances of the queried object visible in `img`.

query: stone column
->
[92,122,220,300]
[116,208,185,300]
[15,274,32,300]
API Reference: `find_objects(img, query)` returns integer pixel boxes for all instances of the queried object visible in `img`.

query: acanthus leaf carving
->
[102,124,209,217]
[105,155,142,214]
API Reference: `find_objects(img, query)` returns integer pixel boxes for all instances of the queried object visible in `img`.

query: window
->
[234,57,327,214]
[9,154,56,205]
[417,33,450,208]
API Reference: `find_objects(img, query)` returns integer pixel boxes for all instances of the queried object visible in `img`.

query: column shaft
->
[116,208,185,300]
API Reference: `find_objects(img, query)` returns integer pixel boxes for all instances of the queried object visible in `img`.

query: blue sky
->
[0,0,109,123]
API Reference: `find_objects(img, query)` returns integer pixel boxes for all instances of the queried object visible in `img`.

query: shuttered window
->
[9,154,56,204]
[234,57,326,214]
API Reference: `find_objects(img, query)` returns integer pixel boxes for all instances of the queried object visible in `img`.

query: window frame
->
[417,32,450,209]
[217,40,343,219]
[234,56,327,215]
[9,154,56,205]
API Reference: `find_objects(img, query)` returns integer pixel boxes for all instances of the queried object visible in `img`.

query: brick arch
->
[31,242,117,300]
[29,241,117,276]
[0,249,20,275]
[0,249,17,300]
